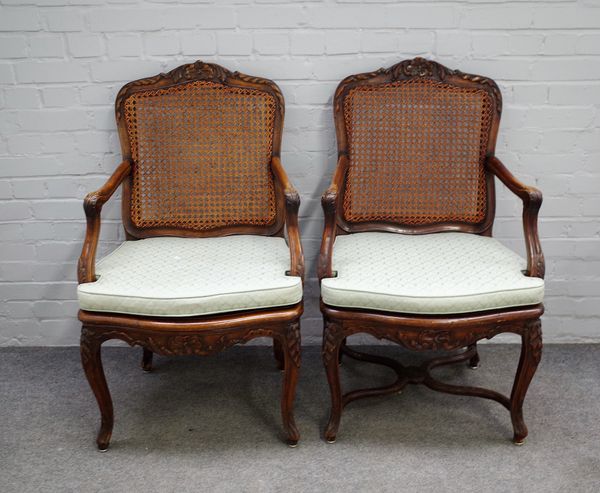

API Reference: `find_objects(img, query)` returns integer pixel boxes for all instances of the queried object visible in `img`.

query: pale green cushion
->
[321,232,544,315]
[78,236,302,317]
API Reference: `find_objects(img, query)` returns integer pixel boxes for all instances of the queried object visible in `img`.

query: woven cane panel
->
[124,80,277,231]
[343,79,493,226]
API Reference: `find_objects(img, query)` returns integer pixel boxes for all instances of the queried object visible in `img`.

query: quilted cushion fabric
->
[78,236,302,317]
[321,232,544,315]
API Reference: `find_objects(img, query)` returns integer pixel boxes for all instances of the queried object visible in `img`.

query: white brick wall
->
[1,0,599,346]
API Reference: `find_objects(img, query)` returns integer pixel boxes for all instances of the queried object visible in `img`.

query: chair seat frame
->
[78,62,304,450]
[318,58,545,445]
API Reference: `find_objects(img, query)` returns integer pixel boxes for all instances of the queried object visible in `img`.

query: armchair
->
[319,58,545,444]
[77,61,304,450]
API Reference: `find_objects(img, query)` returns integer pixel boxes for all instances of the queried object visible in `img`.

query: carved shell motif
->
[170,61,230,84]
[392,57,437,78]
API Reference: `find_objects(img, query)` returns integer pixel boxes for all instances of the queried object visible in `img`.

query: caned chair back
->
[115,62,285,238]
[334,58,502,233]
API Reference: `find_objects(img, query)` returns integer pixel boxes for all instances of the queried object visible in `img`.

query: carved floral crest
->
[392,57,437,78]
[115,60,284,120]
[335,57,502,115]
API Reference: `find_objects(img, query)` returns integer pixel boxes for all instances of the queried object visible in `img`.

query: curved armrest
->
[77,160,131,284]
[318,155,348,280]
[271,157,304,280]
[486,156,545,279]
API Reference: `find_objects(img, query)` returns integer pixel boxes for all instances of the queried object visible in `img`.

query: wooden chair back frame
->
[332,57,502,236]
[115,61,287,240]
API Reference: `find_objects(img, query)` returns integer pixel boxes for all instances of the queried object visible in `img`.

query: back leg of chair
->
[273,339,284,371]
[80,326,114,451]
[468,343,480,369]
[141,348,153,372]
[338,337,346,365]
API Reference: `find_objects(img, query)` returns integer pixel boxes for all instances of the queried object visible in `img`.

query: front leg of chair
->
[80,326,114,451]
[273,339,284,371]
[141,348,153,372]
[322,318,344,443]
[280,321,301,447]
[510,319,542,445]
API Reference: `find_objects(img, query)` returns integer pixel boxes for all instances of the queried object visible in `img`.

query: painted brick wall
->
[1,0,599,346]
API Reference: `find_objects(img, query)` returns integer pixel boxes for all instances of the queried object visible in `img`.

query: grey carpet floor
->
[1,345,600,493]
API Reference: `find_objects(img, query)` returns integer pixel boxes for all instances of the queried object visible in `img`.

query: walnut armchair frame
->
[319,58,545,444]
[78,61,304,450]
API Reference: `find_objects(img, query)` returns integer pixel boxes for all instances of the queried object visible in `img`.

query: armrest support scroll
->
[486,156,545,279]
[271,157,304,280]
[78,160,131,284]
[318,155,348,280]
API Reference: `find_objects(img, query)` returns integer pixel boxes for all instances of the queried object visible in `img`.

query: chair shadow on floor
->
[87,344,534,451]
[317,343,533,447]
[96,347,297,451]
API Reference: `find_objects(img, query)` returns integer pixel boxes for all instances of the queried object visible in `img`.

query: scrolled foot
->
[324,418,339,444]
[513,435,526,446]
[284,426,300,447]
[97,427,112,451]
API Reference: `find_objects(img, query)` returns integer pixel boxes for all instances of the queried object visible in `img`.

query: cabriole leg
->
[280,322,301,447]
[322,319,343,443]
[510,320,542,445]
[141,348,153,372]
[80,326,114,451]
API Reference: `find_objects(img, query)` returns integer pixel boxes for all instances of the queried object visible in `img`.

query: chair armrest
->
[486,156,545,279]
[77,160,131,284]
[318,155,348,280]
[271,157,304,280]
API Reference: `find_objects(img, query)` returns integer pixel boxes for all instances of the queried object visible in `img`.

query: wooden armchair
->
[319,58,544,444]
[77,61,304,450]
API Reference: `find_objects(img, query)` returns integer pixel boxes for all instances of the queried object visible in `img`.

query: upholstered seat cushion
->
[321,232,544,315]
[78,236,302,317]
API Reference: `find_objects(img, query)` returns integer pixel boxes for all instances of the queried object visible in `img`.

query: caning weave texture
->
[342,78,493,226]
[124,80,277,231]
